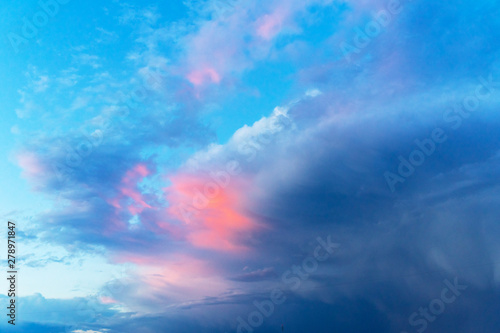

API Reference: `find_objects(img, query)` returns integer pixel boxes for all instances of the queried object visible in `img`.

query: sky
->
[1,0,500,332]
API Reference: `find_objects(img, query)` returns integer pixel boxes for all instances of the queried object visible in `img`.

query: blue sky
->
[1,0,500,332]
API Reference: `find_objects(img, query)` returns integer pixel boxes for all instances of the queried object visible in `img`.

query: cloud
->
[175,0,334,88]
[10,0,500,331]
[230,267,277,282]
[166,171,258,251]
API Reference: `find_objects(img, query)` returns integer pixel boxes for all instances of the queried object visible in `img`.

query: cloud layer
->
[9,0,500,332]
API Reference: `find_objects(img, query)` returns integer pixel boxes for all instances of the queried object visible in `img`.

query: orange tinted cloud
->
[166,171,258,252]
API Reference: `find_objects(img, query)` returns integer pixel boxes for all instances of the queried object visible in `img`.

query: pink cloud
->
[176,1,326,90]
[256,8,288,40]
[113,253,230,304]
[17,151,47,179]
[107,163,153,215]
[187,67,222,86]
[165,172,259,252]
[100,296,118,304]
